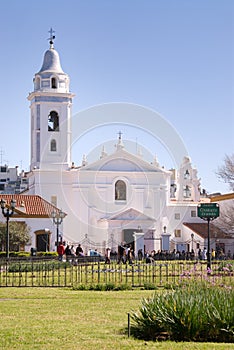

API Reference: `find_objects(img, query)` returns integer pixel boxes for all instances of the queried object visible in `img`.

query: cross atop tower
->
[48,27,55,48]
[116,131,124,150]
[118,131,123,140]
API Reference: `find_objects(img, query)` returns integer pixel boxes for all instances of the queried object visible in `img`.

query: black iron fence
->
[0,258,233,288]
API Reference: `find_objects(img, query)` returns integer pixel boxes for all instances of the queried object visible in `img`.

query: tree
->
[0,221,31,252]
[215,154,234,236]
[214,201,234,234]
[217,154,234,191]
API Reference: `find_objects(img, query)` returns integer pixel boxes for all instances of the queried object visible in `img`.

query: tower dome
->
[33,30,70,93]
[39,47,64,73]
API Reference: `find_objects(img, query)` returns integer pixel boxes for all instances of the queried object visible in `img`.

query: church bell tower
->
[28,29,74,171]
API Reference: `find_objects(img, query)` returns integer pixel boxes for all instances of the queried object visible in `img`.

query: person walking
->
[202,247,207,260]
[57,242,65,261]
[105,247,111,264]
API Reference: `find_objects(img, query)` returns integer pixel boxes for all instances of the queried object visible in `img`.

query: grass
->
[0,288,233,349]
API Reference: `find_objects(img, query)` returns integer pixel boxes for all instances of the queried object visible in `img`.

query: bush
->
[72,283,132,291]
[142,282,158,290]
[0,251,31,258]
[131,282,234,342]
[7,260,70,273]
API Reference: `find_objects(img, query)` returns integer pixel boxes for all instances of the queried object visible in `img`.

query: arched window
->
[48,111,59,131]
[184,169,190,179]
[183,185,191,198]
[35,76,41,90]
[115,180,126,200]
[50,139,57,152]
[51,77,57,89]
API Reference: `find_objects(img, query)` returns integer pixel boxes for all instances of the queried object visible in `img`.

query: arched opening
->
[48,111,59,131]
[51,77,57,89]
[35,230,51,252]
[50,139,57,152]
[184,169,190,179]
[183,185,191,198]
[35,76,41,90]
[115,180,126,200]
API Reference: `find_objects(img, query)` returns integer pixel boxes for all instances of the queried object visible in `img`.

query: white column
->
[133,231,144,259]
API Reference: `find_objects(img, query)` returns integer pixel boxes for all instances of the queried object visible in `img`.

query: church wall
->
[166,204,201,241]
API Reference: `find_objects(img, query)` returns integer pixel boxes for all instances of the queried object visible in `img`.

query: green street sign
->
[197,203,220,219]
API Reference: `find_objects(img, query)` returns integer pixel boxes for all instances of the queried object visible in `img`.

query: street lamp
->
[51,209,66,250]
[191,233,194,251]
[0,198,16,259]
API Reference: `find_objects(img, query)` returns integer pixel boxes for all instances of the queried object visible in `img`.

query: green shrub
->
[0,251,31,258]
[131,282,234,342]
[7,260,70,272]
[143,282,158,290]
[114,283,132,291]
[72,283,132,291]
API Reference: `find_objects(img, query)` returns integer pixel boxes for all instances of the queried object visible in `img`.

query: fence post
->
[98,261,100,284]
[128,312,131,337]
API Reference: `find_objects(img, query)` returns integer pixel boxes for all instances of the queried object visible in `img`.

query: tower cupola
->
[33,28,70,93]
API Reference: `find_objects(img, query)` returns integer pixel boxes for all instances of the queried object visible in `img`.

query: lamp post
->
[191,233,194,251]
[0,198,16,259]
[51,209,66,250]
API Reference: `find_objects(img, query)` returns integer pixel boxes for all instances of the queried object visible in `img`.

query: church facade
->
[26,35,213,255]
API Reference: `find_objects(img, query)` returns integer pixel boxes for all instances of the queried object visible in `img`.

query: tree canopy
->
[0,221,31,252]
[215,154,234,234]
[217,154,234,191]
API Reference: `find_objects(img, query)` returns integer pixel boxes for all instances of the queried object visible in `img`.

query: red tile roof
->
[183,222,232,239]
[0,194,65,218]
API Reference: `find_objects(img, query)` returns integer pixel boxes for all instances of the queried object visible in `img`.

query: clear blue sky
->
[0,0,233,194]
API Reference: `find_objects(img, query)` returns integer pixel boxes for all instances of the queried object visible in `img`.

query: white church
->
[3,32,233,256]
[26,32,207,254]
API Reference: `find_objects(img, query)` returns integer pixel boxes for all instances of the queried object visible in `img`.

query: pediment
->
[80,148,167,173]
[108,208,155,222]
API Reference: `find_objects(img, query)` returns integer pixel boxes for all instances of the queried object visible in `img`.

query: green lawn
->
[0,288,233,350]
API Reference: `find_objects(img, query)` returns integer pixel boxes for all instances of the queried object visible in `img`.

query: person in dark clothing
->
[57,242,65,261]
[65,245,72,256]
[76,244,84,256]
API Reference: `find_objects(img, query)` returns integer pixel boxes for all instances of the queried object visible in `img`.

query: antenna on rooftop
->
[0,148,4,165]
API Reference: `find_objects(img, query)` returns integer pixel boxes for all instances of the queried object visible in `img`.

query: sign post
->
[197,203,220,270]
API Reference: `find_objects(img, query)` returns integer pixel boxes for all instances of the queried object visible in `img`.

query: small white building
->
[0,194,65,252]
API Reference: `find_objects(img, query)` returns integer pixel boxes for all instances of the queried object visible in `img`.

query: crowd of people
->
[144,247,233,262]
[57,241,233,263]
[57,242,84,261]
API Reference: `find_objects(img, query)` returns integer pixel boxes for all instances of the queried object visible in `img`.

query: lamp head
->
[59,210,66,219]
[11,199,16,210]
[51,210,56,219]
[0,199,6,209]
